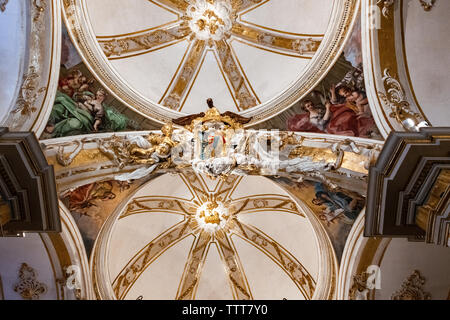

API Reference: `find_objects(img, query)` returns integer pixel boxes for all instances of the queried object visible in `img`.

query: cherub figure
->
[311,182,363,223]
[129,123,175,165]
[330,83,370,116]
[59,69,92,97]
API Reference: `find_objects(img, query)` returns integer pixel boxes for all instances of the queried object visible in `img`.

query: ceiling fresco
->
[60,176,151,254]
[271,177,365,262]
[41,25,161,139]
[58,171,364,300]
[49,1,383,142]
[253,14,382,139]
[2,0,450,304]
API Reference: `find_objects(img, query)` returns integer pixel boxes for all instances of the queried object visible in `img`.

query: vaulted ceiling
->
[62,0,358,124]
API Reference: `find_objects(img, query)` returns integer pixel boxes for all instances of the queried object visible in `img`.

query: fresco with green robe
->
[41,25,160,139]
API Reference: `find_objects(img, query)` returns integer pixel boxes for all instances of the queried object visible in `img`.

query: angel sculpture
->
[129,122,176,165]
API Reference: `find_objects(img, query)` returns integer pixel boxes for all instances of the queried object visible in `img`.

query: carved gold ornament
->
[32,0,46,22]
[187,0,233,41]
[185,105,247,131]
[48,115,378,191]
[391,270,431,300]
[349,271,373,300]
[195,197,231,232]
[377,0,394,18]
[13,66,47,116]
[419,0,436,11]
[14,263,48,300]
[378,69,429,131]
[3,0,58,134]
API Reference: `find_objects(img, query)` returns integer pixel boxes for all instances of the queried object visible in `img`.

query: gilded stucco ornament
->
[3,0,60,135]
[186,0,233,41]
[13,66,47,116]
[348,271,374,300]
[377,0,394,18]
[391,270,431,300]
[419,0,436,11]
[14,263,48,300]
[54,112,341,182]
[378,69,429,132]
[47,98,381,192]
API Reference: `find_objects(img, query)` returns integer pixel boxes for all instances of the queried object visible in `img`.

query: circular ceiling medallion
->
[62,0,359,125]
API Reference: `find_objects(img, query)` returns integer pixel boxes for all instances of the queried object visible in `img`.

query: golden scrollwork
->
[14,263,48,300]
[176,232,212,300]
[232,195,304,217]
[215,40,258,110]
[113,220,193,299]
[391,270,431,300]
[378,69,428,131]
[99,23,191,59]
[94,122,178,171]
[215,230,253,299]
[230,219,316,299]
[348,271,374,300]
[120,197,196,219]
[231,23,321,56]
[32,0,46,22]
[161,40,207,110]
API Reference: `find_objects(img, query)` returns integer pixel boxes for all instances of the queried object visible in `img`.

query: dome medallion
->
[187,0,233,41]
[195,199,230,233]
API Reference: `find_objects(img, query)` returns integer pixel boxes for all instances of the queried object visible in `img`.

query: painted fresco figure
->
[287,98,371,137]
[58,69,92,97]
[44,70,128,137]
[331,83,369,116]
[287,63,377,138]
[65,181,116,216]
[311,182,363,222]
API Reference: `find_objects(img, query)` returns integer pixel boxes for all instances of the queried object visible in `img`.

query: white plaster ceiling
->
[105,173,321,300]
[402,0,450,126]
[0,0,27,122]
[0,234,58,300]
[375,238,450,300]
[64,0,358,124]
